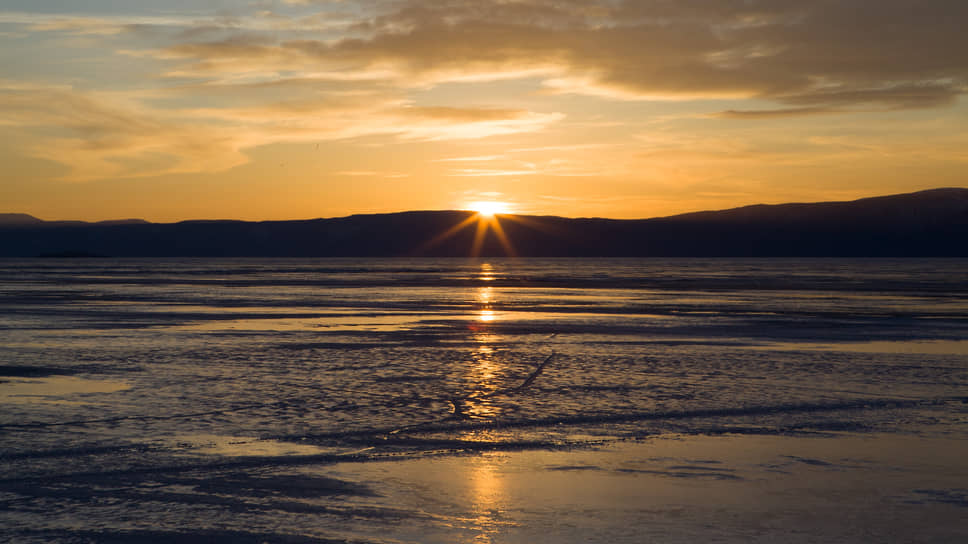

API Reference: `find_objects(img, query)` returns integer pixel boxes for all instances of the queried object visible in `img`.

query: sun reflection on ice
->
[468,453,509,544]
[477,280,499,322]
[462,276,507,419]
[464,332,502,418]
[478,262,496,281]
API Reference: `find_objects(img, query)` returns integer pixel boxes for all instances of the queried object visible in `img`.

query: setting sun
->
[468,201,512,217]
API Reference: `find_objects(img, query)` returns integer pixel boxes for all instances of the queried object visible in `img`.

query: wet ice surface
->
[1,258,967,543]
[338,434,968,544]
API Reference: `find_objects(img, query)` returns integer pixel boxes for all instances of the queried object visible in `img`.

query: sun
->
[468,201,512,217]
[417,200,524,256]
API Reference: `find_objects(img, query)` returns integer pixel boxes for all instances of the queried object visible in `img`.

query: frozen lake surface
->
[1,258,967,542]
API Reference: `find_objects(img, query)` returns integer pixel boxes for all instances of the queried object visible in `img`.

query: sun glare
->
[468,201,512,217]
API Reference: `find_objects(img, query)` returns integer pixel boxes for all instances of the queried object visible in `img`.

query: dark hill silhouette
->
[0,214,150,227]
[0,213,44,226]
[2,188,966,257]
[665,188,968,228]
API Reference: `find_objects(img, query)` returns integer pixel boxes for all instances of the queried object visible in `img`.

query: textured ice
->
[1,258,967,542]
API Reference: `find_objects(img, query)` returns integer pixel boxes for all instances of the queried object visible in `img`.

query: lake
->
[2,258,967,542]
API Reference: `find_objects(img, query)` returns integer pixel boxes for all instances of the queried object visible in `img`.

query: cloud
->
[0,85,248,181]
[5,1,967,183]
[401,106,531,122]
[0,82,562,180]
[433,155,506,162]
[0,12,194,31]
[714,107,839,119]
[448,168,538,177]
[142,0,968,112]
[439,154,606,178]
[333,170,410,178]
[178,91,563,141]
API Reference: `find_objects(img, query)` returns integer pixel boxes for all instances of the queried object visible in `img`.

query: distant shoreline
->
[3,188,966,258]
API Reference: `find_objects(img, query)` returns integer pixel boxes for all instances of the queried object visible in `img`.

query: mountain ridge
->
[7,187,966,226]
[2,188,966,257]
[0,214,150,227]
[661,187,968,226]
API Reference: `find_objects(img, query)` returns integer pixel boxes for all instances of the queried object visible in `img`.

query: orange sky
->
[1,1,966,222]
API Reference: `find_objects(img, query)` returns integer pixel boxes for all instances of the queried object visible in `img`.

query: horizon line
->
[4,186,965,225]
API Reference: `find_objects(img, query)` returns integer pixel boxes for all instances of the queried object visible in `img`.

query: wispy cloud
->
[0,80,563,180]
[0,9,356,35]
[713,107,840,119]
[448,168,538,177]
[433,155,506,162]
[333,170,410,178]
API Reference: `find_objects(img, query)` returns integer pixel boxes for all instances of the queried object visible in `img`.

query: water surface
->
[1,258,966,542]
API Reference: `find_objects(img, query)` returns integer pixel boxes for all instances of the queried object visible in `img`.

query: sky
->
[1,0,966,222]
